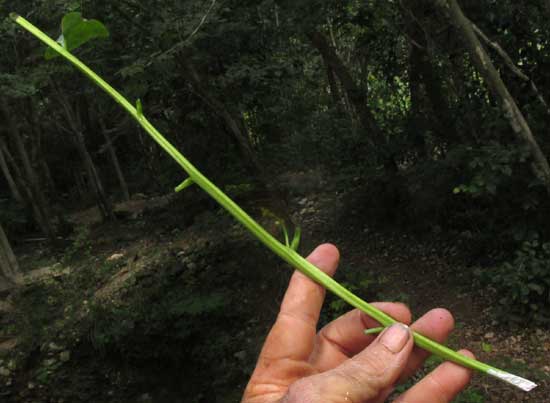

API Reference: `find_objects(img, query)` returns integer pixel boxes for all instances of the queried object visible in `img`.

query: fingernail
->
[379,324,410,353]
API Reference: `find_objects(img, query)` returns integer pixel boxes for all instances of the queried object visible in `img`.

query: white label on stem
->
[487,369,537,392]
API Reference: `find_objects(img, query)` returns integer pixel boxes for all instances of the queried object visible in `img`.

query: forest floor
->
[0,173,549,402]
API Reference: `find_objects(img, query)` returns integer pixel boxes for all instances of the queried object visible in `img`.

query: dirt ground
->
[1,185,549,402]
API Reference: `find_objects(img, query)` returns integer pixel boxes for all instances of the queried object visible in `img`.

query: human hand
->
[242,244,474,403]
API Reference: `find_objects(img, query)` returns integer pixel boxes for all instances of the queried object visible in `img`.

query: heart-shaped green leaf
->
[45,12,109,59]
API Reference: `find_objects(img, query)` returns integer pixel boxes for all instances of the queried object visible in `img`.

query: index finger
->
[394,350,475,403]
[256,244,340,364]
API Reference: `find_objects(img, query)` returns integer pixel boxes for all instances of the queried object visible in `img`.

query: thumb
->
[284,324,413,402]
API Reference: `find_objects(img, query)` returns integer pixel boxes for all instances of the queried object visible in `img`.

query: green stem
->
[363,327,384,335]
[9,13,537,392]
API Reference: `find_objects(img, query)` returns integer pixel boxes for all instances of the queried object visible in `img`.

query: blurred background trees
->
[1,0,550,319]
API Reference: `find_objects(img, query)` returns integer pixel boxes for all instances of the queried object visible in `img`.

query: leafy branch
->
[9,12,537,392]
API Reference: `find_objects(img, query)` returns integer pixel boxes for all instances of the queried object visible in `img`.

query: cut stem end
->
[487,369,538,392]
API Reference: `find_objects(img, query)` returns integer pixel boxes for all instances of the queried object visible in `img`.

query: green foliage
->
[35,359,62,385]
[0,73,38,97]
[480,237,550,324]
[45,12,109,59]
[451,142,530,197]
[4,0,550,399]
[63,224,92,262]
[454,388,486,403]
[224,183,256,197]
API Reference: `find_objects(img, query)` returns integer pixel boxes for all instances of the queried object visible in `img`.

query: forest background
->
[1,0,550,402]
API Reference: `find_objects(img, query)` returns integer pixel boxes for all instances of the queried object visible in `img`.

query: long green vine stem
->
[10,13,537,392]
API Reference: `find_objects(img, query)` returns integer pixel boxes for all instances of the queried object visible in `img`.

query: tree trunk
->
[309,31,385,148]
[327,17,338,48]
[408,43,428,158]
[0,137,33,202]
[181,57,294,227]
[402,1,461,146]
[54,87,115,220]
[74,170,87,200]
[28,101,58,197]
[98,115,130,201]
[74,127,115,220]
[326,64,343,109]
[0,223,22,286]
[470,22,550,118]
[0,137,23,203]
[184,60,265,175]
[0,98,56,243]
[441,0,550,194]
[274,4,280,27]
[0,138,55,239]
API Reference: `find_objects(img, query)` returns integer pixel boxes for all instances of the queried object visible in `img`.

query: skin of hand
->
[242,244,474,403]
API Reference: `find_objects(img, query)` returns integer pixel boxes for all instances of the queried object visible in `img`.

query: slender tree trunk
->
[417,52,460,144]
[73,127,115,220]
[54,87,115,220]
[274,4,279,27]
[181,57,294,226]
[0,98,56,243]
[441,0,550,194]
[183,59,266,176]
[325,63,357,129]
[327,18,338,48]
[0,223,22,286]
[470,22,550,118]
[0,138,23,203]
[309,31,385,148]
[0,138,53,237]
[325,64,347,115]
[98,115,130,201]
[74,170,87,200]
[402,1,461,146]
[408,43,428,158]
[29,101,58,197]
[0,137,33,202]
[40,158,57,196]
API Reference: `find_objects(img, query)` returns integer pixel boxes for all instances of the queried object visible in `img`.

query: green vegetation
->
[473,238,550,324]
[1,0,550,401]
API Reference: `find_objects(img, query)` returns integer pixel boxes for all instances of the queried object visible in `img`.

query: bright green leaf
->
[61,12,83,35]
[45,12,109,59]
